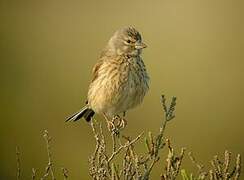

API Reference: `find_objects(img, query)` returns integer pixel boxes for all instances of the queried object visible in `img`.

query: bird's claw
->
[106,119,120,136]
[118,118,127,129]
[105,114,127,136]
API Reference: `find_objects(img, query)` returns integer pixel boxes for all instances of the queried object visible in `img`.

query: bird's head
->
[108,26,147,57]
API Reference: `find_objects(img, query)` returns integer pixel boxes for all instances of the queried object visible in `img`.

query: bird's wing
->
[91,47,111,82]
[91,59,103,83]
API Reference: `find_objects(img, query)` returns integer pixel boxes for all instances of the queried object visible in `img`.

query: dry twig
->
[62,167,69,180]
[89,95,180,180]
[41,130,56,180]
[14,95,242,180]
[31,168,36,180]
[16,146,21,180]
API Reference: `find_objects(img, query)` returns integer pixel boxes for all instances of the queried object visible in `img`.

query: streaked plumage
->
[66,26,149,122]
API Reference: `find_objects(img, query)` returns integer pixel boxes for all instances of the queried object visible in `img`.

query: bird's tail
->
[66,106,95,122]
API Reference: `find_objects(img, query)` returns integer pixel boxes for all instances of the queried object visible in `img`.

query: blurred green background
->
[0,0,243,179]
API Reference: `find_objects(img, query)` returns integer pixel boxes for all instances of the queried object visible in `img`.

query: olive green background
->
[0,0,243,179]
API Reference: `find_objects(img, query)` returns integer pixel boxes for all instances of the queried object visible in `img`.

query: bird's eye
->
[126,40,131,43]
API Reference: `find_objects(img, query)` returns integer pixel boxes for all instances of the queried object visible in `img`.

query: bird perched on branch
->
[66,26,149,128]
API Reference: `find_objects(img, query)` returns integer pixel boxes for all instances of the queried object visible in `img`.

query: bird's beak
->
[135,42,147,49]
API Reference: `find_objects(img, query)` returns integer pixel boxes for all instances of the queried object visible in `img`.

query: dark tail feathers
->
[66,107,95,122]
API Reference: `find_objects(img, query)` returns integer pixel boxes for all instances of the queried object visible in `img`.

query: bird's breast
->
[88,56,149,116]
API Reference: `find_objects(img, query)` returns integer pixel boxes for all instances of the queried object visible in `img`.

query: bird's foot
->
[118,117,127,129]
[113,115,127,132]
[106,118,120,136]
[104,114,126,135]
[103,113,117,134]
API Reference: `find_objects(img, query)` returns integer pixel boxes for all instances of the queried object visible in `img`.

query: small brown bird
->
[66,26,149,127]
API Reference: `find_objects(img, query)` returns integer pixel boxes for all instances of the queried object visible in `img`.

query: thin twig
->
[31,168,36,180]
[62,167,69,180]
[108,132,144,163]
[41,130,56,180]
[16,146,21,180]
[223,150,231,180]
[234,154,241,180]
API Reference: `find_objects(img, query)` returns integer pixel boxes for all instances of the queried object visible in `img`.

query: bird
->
[66,26,149,128]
